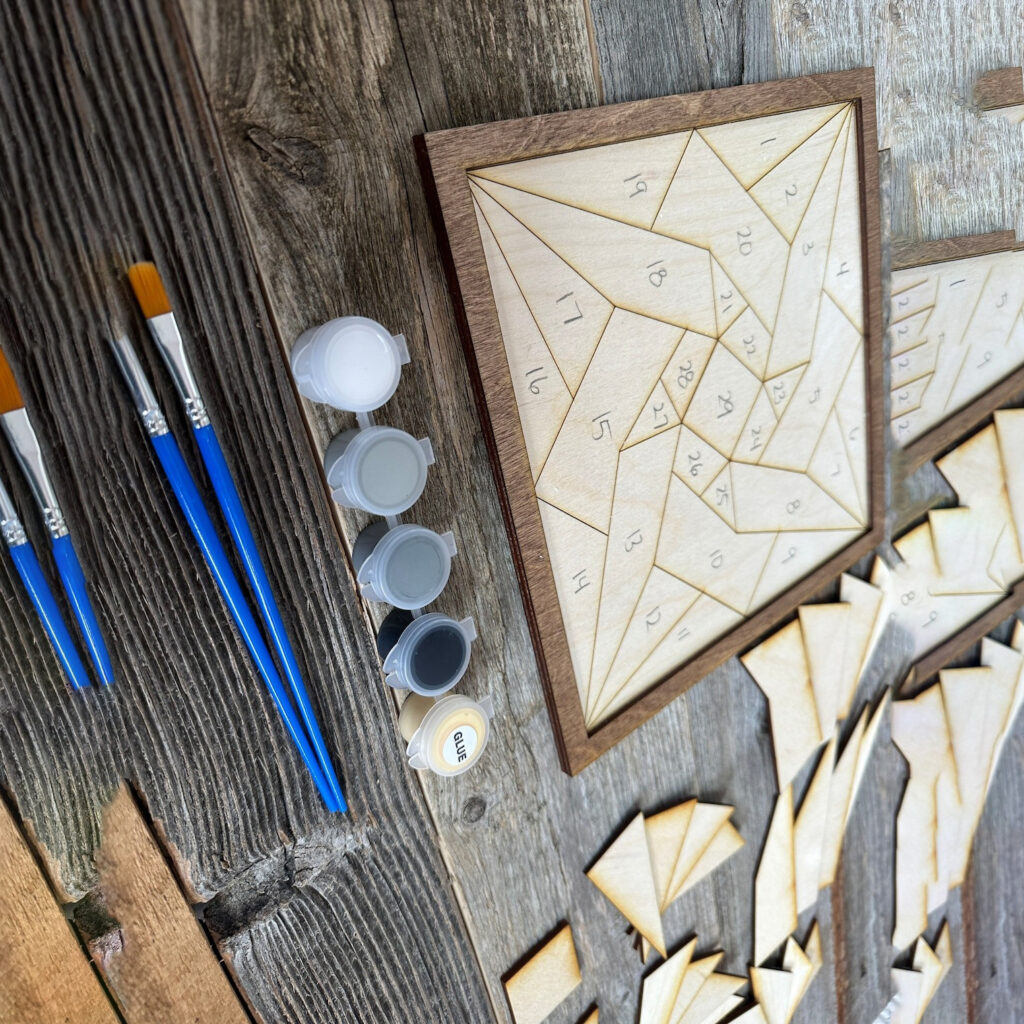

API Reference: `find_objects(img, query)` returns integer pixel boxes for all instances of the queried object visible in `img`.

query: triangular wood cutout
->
[994,409,1024,552]
[712,257,747,334]
[799,603,857,735]
[654,132,790,330]
[587,427,681,716]
[666,803,736,905]
[729,1007,770,1024]
[688,994,744,1024]
[473,131,692,230]
[793,739,835,913]
[683,343,765,458]
[503,924,582,1024]
[537,500,607,713]
[763,114,852,376]
[985,637,1024,792]
[819,704,868,888]
[640,939,697,1024]
[662,332,718,420]
[807,410,866,525]
[742,620,823,789]
[597,569,701,720]
[472,176,717,336]
[699,102,848,189]
[732,387,779,464]
[833,353,869,515]
[762,363,807,420]
[624,379,682,448]
[587,813,666,956]
[535,308,683,532]
[646,801,698,911]
[729,463,861,533]
[750,966,794,1024]
[749,105,850,242]
[675,972,747,1024]
[676,423,729,495]
[782,930,818,1022]
[470,181,612,392]
[676,820,745,900]
[823,112,864,331]
[890,967,924,1024]
[720,306,770,379]
[473,198,573,478]
[671,954,724,1023]
[849,694,889,821]
[754,786,797,965]
[911,935,944,1024]
[838,572,884,688]
[699,464,737,530]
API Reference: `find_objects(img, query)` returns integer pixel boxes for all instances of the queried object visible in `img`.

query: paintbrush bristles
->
[0,347,24,414]
[128,262,172,319]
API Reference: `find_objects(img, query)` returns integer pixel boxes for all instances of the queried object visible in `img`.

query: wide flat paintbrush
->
[109,329,340,811]
[0,473,91,691]
[0,347,114,685]
[128,262,346,813]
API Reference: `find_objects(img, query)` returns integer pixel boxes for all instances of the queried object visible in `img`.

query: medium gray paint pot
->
[352,522,457,610]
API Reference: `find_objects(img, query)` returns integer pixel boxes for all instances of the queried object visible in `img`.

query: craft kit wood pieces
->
[503,924,582,1024]
[421,69,884,773]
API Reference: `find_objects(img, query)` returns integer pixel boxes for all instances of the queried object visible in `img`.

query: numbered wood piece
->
[889,230,1024,469]
[503,924,582,1024]
[420,69,884,773]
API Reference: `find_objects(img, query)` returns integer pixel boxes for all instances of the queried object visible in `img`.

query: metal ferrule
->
[147,312,210,428]
[0,477,26,548]
[109,334,169,437]
[0,409,68,539]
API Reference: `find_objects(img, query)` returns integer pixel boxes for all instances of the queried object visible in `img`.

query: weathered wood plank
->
[0,795,119,1023]
[0,0,491,1020]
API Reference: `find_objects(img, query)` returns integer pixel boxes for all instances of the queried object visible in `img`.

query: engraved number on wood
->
[592,412,612,440]
[652,401,669,428]
[709,548,724,569]
[688,450,703,477]
[647,259,667,287]
[623,172,648,199]
[572,569,590,594]
[525,366,548,395]
[624,529,643,553]
[784,183,798,203]
[717,391,735,418]
[556,291,584,324]
[645,606,661,631]
[736,226,753,257]
[677,359,695,389]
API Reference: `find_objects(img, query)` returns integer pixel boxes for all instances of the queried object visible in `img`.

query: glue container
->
[377,608,476,696]
[352,522,457,609]
[399,692,495,776]
[291,316,410,412]
[324,426,434,516]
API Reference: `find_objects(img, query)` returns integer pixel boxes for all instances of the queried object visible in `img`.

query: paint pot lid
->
[317,317,407,412]
[336,426,433,517]
[383,612,476,697]
[358,525,456,609]
[405,693,495,776]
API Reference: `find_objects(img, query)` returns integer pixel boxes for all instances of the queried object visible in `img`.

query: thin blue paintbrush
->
[0,473,91,691]
[109,329,341,812]
[0,347,114,686]
[127,262,347,813]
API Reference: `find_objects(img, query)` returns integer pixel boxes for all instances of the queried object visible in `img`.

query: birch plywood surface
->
[423,71,885,771]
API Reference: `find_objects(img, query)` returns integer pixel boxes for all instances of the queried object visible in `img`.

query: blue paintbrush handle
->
[193,422,347,813]
[8,540,91,691]
[50,533,114,686]
[149,430,339,812]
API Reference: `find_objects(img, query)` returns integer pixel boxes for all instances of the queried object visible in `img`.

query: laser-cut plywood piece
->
[640,939,696,1024]
[889,231,1024,467]
[587,813,666,956]
[421,71,883,773]
[754,786,797,965]
[579,1011,600,1024]
[892,640,1024,949]
[640,943,744,1024]
[504,924,582,1024]
[889,926,954,1024]
[975,67,1024,125]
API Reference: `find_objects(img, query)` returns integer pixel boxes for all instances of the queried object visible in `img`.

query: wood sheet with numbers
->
[421,70,885,773]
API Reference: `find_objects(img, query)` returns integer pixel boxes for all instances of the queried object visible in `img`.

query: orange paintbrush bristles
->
[127,261,173,319]
[0,346,24,415]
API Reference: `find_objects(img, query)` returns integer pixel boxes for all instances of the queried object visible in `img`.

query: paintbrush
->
[109,328,341,811]
[0,473,91,691]
[0,347,114,685]
[127,262,346,813]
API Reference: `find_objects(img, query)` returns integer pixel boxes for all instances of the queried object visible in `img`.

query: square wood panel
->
[419,69,884,774]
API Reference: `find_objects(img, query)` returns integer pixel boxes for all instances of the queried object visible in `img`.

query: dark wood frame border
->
[893,230,1024,473]
[974,67,1024,113]
[418,69,885,774]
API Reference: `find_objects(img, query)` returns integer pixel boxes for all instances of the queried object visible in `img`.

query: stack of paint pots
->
[292,316,494,777]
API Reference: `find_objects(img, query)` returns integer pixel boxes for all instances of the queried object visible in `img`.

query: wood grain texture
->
[0,795,119,1024]
[974,67,1024,111]
[423,70,886,773]
[94,785,254,1023]
[0,0,490,1021]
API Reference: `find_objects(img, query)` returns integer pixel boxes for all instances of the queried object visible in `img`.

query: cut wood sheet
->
[95,785,252,1024]
[742,620,823,788]
[839,572,884,683]
[819,703,869,888]
[0,797,119,1024]
[675,972,746,1024]
[891,967,925,1024]
[783,925,822,1022]
[504,924,582,1024]
[730,1007,770,1024]
[799,602,858,733]
[754,786,797,965]
[640,939,696,1024]
[587,813,666,955]
[646,801,698,910]
[677,820,745,901]
[911,934,945,1024]
[793,739,835,913]
[666,803,737,905]
[750,967,793,1024]
[671,954,724,1024]
[850,694,890,817]
[995,409,1024,548]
